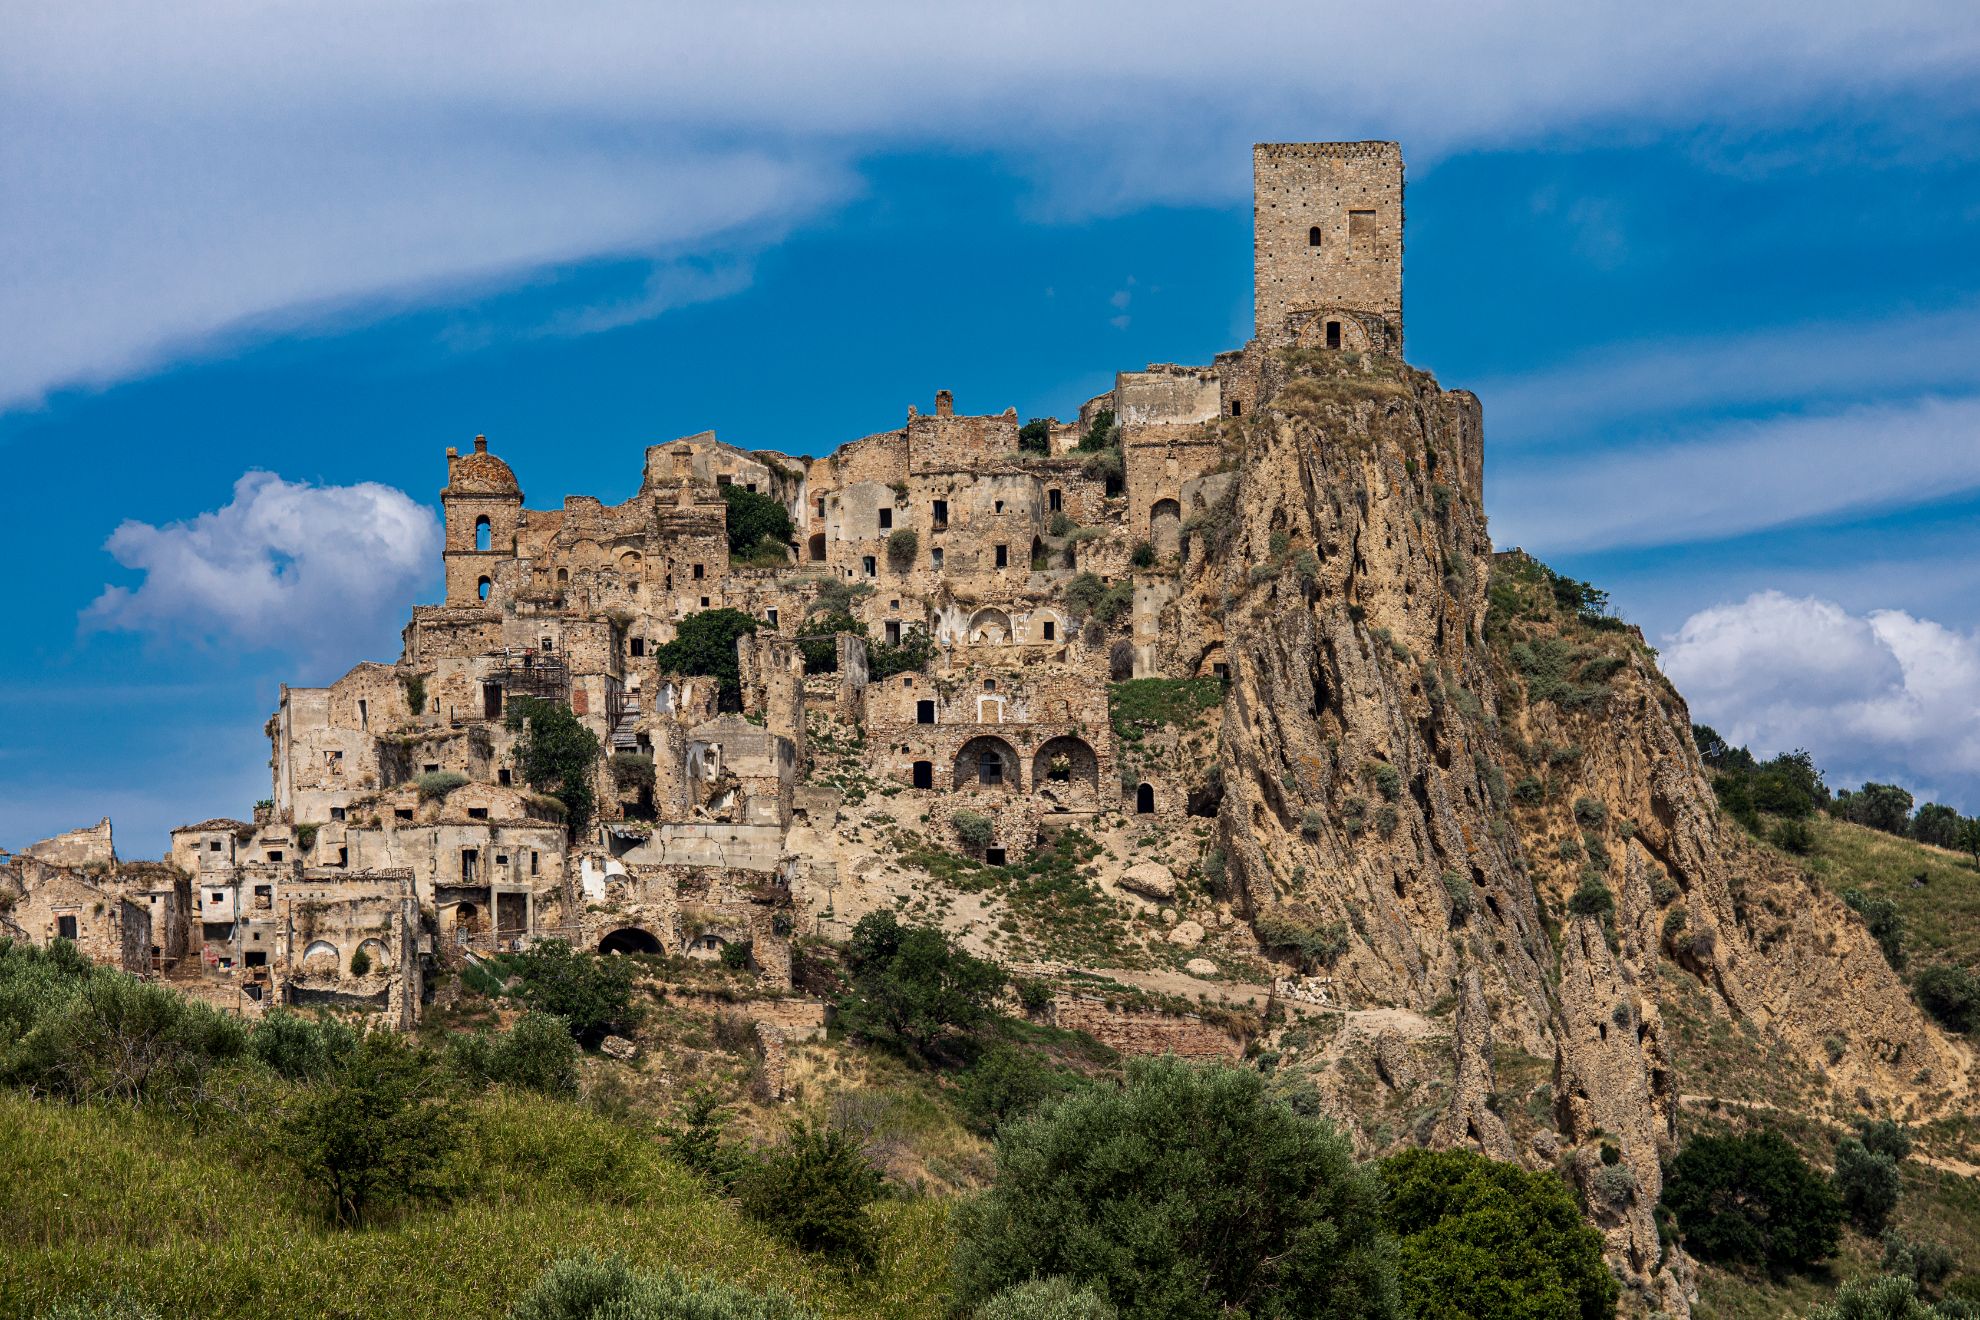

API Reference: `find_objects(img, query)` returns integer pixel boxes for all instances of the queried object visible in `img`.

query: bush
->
[450,1011,581,1097]
[1834,1136,1902,1234]
[250,1008,357,1081]
[1567,878,1614,919]
[886,528,918,566]
[663,1088,746,1191]
[1846,889,1907,971]
[975,1277,1118,1320]
[737,1120,884,1264]
[1253,908,1350,972]
[1808,1275,1951,1320]
[508,1251,811,1320]
[1834,782,1915,835]
[1300,809,1325,838]
[416,770,470,800]
[1129,542,1155,569]
[276,1031,462,1227]
[953,810,997,852]
[1018,418,1052,455]
[718,484,793,558]
[1572,797,1607,828]
[1773,818,1815,854]
[957,1044,1087,1136]
[507,696,604,833]
[507,940,637,1045]
[651,609,760,708]
[1379,1147,1617,1320]
[1881,1230,1956,1294]
[835,911,1004,1057]
[951,1056,1395,1320]
[1912,964,1980,1034]
[1659,1131,1843,1271]
[1513,775,1545,805]
[869,623,935,680]
[349,947,373,977]
[1440,871,1473,922]
[610,752,657,792]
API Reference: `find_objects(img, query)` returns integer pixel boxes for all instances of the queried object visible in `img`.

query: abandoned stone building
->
[9,141,1419,1027]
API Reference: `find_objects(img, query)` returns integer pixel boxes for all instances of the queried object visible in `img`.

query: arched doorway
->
[808,532,826,561]
[1150,499,1181,560]
[457,902,483,934]
[1032,736,1100,793]
[598,927,662,956]
[954,735,1020,790]
[1136,782,1156,814]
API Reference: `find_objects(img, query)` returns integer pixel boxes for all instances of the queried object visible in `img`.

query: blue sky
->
[5,3,1980,854]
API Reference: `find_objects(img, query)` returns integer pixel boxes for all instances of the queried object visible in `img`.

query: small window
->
[395,808,413,822]
[911,761,933,789]
[931,548,944,570]
[556,567,569,586]
[498,768,512,786]
[1307,225,1322,247]
[329,806,346,821]
[885,621,901,645]
[475,515,491,551]
[984,847,1007,866]
[767,608,779,628]
[1212,662,1229,678]
[210,892,225,904]
[1230,400,1242,416]
[700,597,710,607]
[1048,489,1062,512]
[1136,783,1155,814]
[477,576,491,601]
[357,699,368,729]
[994,500,1004,514]
[862,556,877,577]
[530,851,540,875]
[268,850,283,862]
[324,749,341,764]
[916,699,936,724]
[745,482,757,492]
[468,807,488,820]
[208,840,222,852]
[878,508,892,530]
[692,563,704,580]
[334,847,348,867]
[816,498,826,517]
[424,763,440,774]
[1326,320,1341,349]
[630,637,645,657]
[932,499,948,527]
[716,473,732,487]
[1042,620,1055,641]
[57,914,78,940]
[994,544,1008,568]
[984,678,997,691]
[245,950,267,967]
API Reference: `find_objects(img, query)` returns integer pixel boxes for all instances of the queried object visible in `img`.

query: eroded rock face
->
[1119,861,1178,902]
[1172,353,1973,1314]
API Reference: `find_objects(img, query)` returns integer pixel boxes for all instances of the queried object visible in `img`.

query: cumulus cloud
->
[1487,394,1980,553]
[1663,591,1980,805]
[5,1,1980,407]
[83,472,440,664]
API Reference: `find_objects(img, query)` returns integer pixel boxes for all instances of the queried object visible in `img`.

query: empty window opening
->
[808,532,827,561]
[994,499,1004,514]
[357,699,368,729]
[767,608,779,628]
[692,563,704,580]
[208,840,222,852]
[630,637,645,657]
[476,576,491,601]
[994,544,1009,568]
[983,678,997,691]
[716,473,732,487]
[498,767,512,786]
[530,851,540,875]
[468,807,488,820]
[461,849,479,884]
[267,850,283,862]
[1042,620,1056,641]
[329,806,346,821]
[474,515,491,551]
[1048,489,1062,512]
[482,682,503,719]
[245,950,268,968]
[1136,783,1156,814]
[700,597,710,608]
[931,548,944,570]
[911,760,933,789]
[984,847,1007,866]
[816,498,826,517]
[334,847,348,866]
[424,763,440,774]
[1307,225,1323,247]
[932,499,948,528]
[862,556,877,577]
[878,507,892,530]
[1326,321,1341,349]
[556,567,569,586]
[916,699,936,724]
[1212,662,1229,677]
[979,752,1005,785]
[395,808,413,821]
[885,621,901,645]
[57,914,78,940]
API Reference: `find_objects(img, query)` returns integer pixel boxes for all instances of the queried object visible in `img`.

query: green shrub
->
[1912,964,1979,1034]
[1659,1130,1843,1271]
[835,910,1004,1057]
[350,947,373,977]
[250,1008,357,1081]
[1880,1230,1956,1295]
[507,696,603,832]
[1129,542,1155,569]
[954,810,997,852]
[507,940,637,1044]
[1513,776,1545,805]
[508,1251,811,1320]
[1773,818,1815,854]
[1845,889,1907,971]
[651,609,760,708]
[1253,908,1350,972]
[1372,763,1402,802]
[1440,871,1473,922]
[1300,809,1325,838]
[403,673,428,715]
[718,484,793,558]
[610,752,657,792]
[1807,1275,1952,1320]
[276,1031,463,1228]
[1380,1147,1616,1320]
[737,1120,884,1264]
[1074,408,1116,453]
[416,770,470,800]
[662,1088,745,1191]
[958,1044,1088,1136]
[975,1277,1118,1320]
[1572,797,1607,828]
[1567,878,1614,919]
[1833,1136,1902,1234]
[1018,419,1052,455]
[450,1011,581,1097]
[951,1057,1395,1320]
[886,528,918,566]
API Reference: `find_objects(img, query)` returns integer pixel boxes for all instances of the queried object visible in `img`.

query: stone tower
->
[441,435,523,607]
[1252,142,1404,345]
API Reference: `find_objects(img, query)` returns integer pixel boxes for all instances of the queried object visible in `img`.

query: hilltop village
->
[3,142,1429,1036]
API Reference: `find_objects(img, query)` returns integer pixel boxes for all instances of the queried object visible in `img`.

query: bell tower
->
[1252,142,1404,346]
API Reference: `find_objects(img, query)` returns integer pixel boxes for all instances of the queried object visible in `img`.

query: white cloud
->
[83,472,440,663]
[1487,394,1980,553]
[1663,591,1980,805]
[5,1,1980,408]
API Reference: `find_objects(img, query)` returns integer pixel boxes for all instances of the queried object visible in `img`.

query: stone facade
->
[1252,141,1403,345]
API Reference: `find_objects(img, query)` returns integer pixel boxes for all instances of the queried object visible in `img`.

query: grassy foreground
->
[0,1089,951,1318]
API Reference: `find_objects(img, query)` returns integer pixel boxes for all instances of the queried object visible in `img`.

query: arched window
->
[477,576,491,601]
[1308,225,1322,247]
[474,515,491,552]
[556,567,569,586]
[1136,782,1156,814]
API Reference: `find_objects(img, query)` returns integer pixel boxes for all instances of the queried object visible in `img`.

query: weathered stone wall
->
[1252,141,1403,342]
[1050,995,1246,1060]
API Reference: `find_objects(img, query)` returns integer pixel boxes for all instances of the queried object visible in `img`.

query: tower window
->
[1326,321,1342,349]
[878,508,892,530]
[1308,225,1322,247]
[994,544,1008,569]
[476,576,491,601]
[1047,489,1062,512]
[863,556,877,577]
[932,499,947,528]
[1230,400,1242,416]
[931,548,944,570]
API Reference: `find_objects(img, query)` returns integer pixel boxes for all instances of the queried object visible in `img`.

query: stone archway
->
[598,927,662,956]
[954,735,1020,790]
[1150,499,1182,560]
[1032,736,1100,793]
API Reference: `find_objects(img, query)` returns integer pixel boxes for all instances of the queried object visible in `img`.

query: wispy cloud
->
[1476,302,1980,444]
[1488,394,1980,553]
[83,472,440,663]
[6,2,1980,409]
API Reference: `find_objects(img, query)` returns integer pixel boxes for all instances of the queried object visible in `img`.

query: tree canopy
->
[650,609,759,709]
[719,483,793,557]
[835,910,1004,1058]
[950,1056,1397,1320]
[1659,1130,1843,1272]
[1379,1147,1617,1320]
[506,696,602,833]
